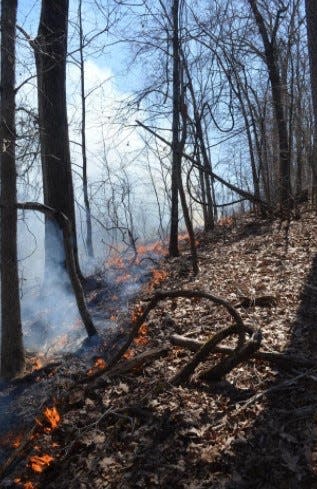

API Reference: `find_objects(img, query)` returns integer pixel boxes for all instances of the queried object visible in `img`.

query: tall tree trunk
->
[248,0,291,214]
[34,0,83,284]
[79,0,94,258]
[0,0,25,378]
[169,0,180,257]
[184,67,214,231]
[305,0,317,206]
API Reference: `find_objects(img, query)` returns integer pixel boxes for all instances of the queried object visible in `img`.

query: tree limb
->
[136,120,271,209]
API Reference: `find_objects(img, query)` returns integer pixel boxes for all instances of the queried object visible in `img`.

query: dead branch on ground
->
[170,334,315,370]
[108,289,251,371]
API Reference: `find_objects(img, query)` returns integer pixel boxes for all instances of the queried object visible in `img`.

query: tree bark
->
[305,0,317,206]
[248,0,291,214]
[0,0,25,378]
[79,0,94,258]
[169,0,181,257]
[33,0,82,284]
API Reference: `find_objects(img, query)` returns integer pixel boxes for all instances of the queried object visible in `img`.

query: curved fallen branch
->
[107,289,251,370]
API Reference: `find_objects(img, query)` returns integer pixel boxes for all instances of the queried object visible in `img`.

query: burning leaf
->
[23,483,36,489]
[115,273,133,284]
[9,433,23,448]
[134,335,149,346]
[131,304,144,323]
[87,357,107,376]
[33,359,42,371]
[134,322,149,346]
[146,269,168,292]
[139,324,149,335]
[108,255,125,269]
[123,349,135,359]
[43,406,61,430]
[29,454,54,473]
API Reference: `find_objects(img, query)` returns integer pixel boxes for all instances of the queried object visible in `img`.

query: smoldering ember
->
[1,1,317,488]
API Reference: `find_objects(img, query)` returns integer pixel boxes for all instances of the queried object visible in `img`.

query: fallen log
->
[199,331,262,381]
[171,334,316,369]
[236,295,277,308]
[171,324,261,386]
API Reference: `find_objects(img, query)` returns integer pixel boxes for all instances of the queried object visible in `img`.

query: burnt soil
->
[1,209,317,488]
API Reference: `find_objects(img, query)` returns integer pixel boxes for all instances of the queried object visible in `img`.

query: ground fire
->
[0,236,170,486]
[28,454,54,473]
[43,407,61,431]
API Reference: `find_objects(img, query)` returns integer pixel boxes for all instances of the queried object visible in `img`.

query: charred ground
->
[1,209,317,488]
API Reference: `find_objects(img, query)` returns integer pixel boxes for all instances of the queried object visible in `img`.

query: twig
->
[234,369,317,413]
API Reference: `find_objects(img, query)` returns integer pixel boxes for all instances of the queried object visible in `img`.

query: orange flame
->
[23,483,36,489]
[12,434,23,448]
[136,241,167,257]
[146,269,168,292]
[14,480,36,489]
[108,255,125,269]
[134,323,149,346]
[134,335,149,346]
[218,216,234,227]
[43,406,61,430]
[29,454,54,473]
[115,273,133,284]
[87,357,107,376]
[123,349,135,359]
[131,304,144,323]
[33,359,42,371]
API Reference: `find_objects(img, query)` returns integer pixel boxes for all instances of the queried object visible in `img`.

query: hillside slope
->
[4,210,317,489]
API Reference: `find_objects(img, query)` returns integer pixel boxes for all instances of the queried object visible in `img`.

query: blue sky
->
[16,0,140,92]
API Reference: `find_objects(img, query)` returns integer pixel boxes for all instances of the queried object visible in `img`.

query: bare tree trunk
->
[306,0,317,206]
[79,0,94,258]
[169,0,180,257]
[185,70,214,230]
[34,0,83,284]
[248,0,291,214]
[0,0,25,378]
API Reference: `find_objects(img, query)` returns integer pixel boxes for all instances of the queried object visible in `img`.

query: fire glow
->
[134,323,149,346]
[43,406,61,430]
[28,454,54,473]
[14,479,36,489]
[87,357,107,376]
[146,269,168,293]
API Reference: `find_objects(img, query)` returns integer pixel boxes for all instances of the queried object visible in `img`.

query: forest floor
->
[2,207,317,488]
